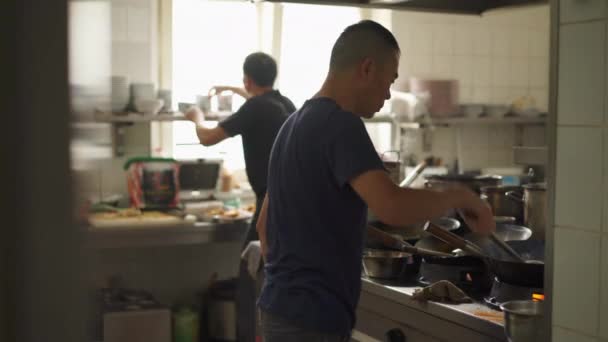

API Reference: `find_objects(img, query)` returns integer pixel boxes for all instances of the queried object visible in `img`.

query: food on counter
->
[243,204,256,213]
[472,310,504,324]
[203,207,253,222]
[89,209,184,228]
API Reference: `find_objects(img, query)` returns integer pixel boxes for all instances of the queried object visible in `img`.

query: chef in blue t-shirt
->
[255,20,495,342]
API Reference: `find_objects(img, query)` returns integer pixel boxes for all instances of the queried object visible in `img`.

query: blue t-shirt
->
[258,97,384,334]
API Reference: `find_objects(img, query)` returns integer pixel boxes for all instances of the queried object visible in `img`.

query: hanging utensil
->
[399,161,427,188]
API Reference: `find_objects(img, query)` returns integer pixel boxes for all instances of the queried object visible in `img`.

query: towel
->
[240,241,263,279]
[412,280,472,304]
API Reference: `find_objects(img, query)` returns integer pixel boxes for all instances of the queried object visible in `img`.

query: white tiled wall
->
[391,6,550,110]
[387,6,549,171]
[553,0,608,340]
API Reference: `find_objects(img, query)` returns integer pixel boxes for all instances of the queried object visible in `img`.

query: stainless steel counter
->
[87,220,249,249]
[357,278,507,341]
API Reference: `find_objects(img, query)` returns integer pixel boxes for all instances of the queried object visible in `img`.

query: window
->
[171,0,258,170]
[279,4,360,108]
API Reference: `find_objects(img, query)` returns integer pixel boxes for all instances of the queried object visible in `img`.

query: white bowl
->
[135,99,164,114]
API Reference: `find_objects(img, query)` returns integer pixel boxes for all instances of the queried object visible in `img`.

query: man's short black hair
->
[329,20,400,71]
[243,52,278,87]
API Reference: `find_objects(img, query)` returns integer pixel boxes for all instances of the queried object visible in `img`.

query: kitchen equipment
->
[490,233,525,262]
[481,185,523,223]
[409,78,459,117]
[425,174,502,194]
[135,98,164,114]
[362,249,418,279]
[425,222,486,257]
[100,288,171,342]
[111,76,129,113]
[196,95,212,113]
[399,161,427,187]
[178,159,222,201]
[414,235,491,292]
[218,94,233,112]
[366,225,453,258]
[207,278,237,342]
[506,183,546,240]
[124,157,180,209]
[173,307,199,342]
[500,300,545,342]
[476,239,545,288]
[157,89,172,112]
[485,278,544,311]
[371,217,460,242]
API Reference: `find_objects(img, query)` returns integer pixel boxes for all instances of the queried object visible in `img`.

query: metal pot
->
[500,300,545,342]
[425,174,502,194]
[481,185,523,224]
[362,249,419,279]
[507,183,546,240]
[370,217,461,243]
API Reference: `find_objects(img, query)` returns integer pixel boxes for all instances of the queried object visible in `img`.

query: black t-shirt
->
[258,97,384,334]
[219,90,296,198]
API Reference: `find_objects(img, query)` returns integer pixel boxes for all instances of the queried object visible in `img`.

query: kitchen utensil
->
[425,174,502,194]
[196,95,212,113]
[425,222,486,257]
[366,225,453,258]
[490,233,525,263]
[217,94,233,112]
[362,249,416,279]
[506,183,546,240]
[372,217,460,242]
[500,300,545,342]
[399,161,427,187]
[409,78,459,117]
[481,185,523,223]
[135,99,164,114]
[157,89,172,112]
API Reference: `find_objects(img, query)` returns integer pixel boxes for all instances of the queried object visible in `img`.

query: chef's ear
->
[359,57,375,81]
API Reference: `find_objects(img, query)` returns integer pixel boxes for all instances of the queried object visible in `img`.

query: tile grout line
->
[560,17,607,26]
[554,225,603,235]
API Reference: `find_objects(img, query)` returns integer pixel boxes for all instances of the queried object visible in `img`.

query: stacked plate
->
[111,76,129,113]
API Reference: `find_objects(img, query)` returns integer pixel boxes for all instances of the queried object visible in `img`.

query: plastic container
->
[173,307,199,342]
[124,157,180,209]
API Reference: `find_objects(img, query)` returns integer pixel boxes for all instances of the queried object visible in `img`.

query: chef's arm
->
[209,86,251,100]
[350,170,494,233]
[193,125,229,146]
[185,107,229,146]
[256,194,269,261]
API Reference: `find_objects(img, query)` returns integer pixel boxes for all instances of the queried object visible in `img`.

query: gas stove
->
[484,277,544,310]
[418,257,492,294]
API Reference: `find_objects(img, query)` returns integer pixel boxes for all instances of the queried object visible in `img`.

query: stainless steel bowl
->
[362,249,414,279]
[500,300,545,342]
[495,224,533,241]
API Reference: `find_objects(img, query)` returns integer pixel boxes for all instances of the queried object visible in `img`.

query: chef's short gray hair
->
[329,20,400,72]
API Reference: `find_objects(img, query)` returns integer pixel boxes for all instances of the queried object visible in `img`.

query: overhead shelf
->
[400,115,547,129]
[92,111,233,123]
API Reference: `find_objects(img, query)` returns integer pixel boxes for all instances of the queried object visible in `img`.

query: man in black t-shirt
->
[185,52,295,243]
[256,21,495,342]
[186,52,295,342]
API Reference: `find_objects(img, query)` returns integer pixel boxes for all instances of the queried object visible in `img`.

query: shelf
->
[92,111,233,123]
[400,115,547,129]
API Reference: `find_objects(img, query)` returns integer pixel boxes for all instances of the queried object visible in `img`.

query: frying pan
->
[423,224,545,288]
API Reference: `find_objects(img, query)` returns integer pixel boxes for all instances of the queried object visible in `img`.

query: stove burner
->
[484,277,544,310]
[419,258,492,294]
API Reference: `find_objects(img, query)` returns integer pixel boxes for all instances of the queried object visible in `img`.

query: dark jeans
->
[261,310,351,342]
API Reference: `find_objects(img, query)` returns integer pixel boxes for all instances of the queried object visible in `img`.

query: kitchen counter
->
[87,220,249,249]
[356,277,507,341]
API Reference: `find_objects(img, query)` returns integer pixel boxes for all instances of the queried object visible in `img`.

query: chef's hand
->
[208,86,233,96]
[452,188,495,235]
[184,106,205,124]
